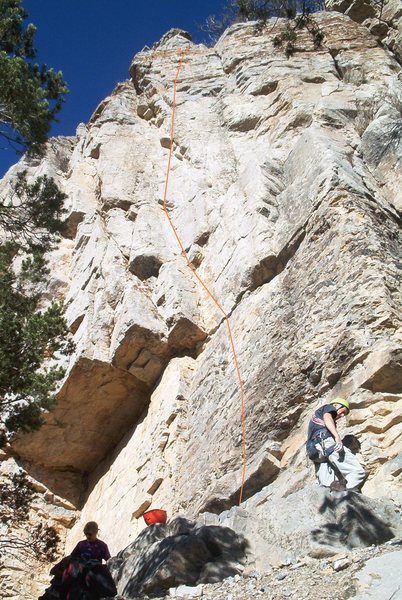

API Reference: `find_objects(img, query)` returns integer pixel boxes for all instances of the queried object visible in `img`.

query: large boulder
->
[108,490,401,597]
[108,517,247,598]
[205,485,402,569]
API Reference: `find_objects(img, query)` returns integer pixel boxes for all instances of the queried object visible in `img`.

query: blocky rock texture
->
[328,0,402,62]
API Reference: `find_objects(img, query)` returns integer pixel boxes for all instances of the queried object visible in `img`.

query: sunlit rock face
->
[328,0,402,62]
[1,8,402,596]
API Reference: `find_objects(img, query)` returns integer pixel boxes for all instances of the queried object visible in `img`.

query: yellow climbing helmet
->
[330,397,350,413]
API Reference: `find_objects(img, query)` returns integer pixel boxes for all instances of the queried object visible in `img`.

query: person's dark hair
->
[83,521,99,535]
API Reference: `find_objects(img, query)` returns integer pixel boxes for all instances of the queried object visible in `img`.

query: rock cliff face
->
[1,6,402,598]
[328,0,402,61]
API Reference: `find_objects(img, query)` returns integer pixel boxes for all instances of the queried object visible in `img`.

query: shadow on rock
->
[312,491,395,549]
[108,517,248,598]
[342,434,361,454]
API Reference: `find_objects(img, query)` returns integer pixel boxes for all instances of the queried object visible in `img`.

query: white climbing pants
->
[314,437,366,490]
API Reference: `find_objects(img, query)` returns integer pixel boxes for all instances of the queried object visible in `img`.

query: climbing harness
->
[161,48,247,505]
[306,432,336,462]
[306,411,336,461]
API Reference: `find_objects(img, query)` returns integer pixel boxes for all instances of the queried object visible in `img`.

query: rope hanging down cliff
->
[160,47,247,505]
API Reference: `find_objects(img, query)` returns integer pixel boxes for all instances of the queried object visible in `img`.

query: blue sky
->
[0,0,226,177]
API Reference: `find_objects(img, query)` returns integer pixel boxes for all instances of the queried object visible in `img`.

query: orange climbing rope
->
[161,48,247,505]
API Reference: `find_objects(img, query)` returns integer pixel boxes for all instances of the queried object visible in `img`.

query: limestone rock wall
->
[328,0,402,61]
[1,10,401,594]
[0,454,78,599]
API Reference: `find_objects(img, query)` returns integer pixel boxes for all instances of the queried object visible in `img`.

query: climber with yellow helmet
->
[306,398,366,492]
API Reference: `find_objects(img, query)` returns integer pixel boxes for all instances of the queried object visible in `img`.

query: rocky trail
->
[178,543,402,600]
[116,541,402,600]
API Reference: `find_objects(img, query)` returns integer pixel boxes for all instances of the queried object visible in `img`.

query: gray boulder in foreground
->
[108,489,402,598]
[205,485,402,568]
[108,517,247,598]
[353,550,402,599]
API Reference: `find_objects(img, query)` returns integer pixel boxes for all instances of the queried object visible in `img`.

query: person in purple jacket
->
[70,521,111,562]
[60,521,116,599]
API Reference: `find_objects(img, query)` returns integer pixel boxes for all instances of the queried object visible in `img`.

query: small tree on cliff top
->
[202,0,325,46]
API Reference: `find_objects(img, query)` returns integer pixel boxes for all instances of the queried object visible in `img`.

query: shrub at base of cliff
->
[0,470,60,562]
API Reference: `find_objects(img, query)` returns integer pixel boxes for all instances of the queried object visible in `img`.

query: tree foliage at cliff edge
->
[0,0,67,152]
[0,0,71,448]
